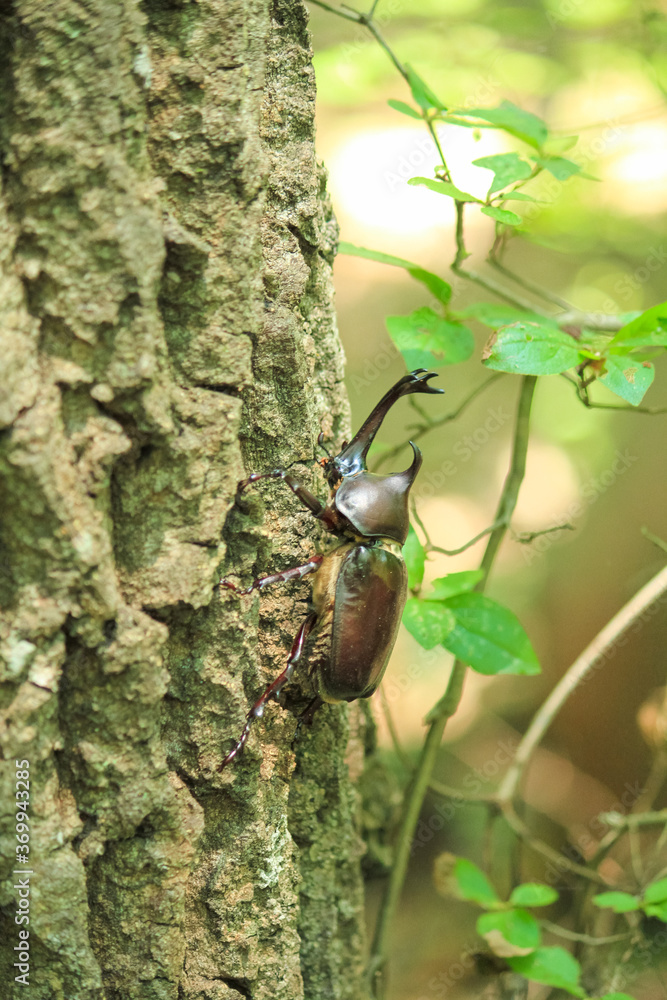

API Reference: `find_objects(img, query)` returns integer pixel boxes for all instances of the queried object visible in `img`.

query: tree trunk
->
[0,3,369,998]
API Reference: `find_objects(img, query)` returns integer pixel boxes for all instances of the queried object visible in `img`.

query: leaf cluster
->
[435,854,641,1000]
[402,533,540,676]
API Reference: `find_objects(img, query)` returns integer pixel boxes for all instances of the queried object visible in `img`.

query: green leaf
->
[461,101,548,149]
[534,155,582,180]
[483,322,582,376]
[598,994,636,1000]
[405,64,446,111]
[598,357,654,406]
[608,302,667,351]
[456,303,555,328]
[643,877,667,904]
[508,947,584,997]
[337,242,451,305]
[434,854,501,907]
[402,599,454,649]
[386,308,474,369]
[592,891,640,913]
[404,525,426,590]
[473,152,533,194]
[509,883,559,908]
[408,176,480,202]
[643,900,667,921]
[500,191,539,202]
[442,593,541,676]
[428,570,484,600]
[481,205,523,226]
[337,241,416,270]
[407,267,452,306]
[387,98,423,120]
[477,908,541,957]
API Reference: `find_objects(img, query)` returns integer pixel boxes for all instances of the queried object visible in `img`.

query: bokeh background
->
[308,2,667,997]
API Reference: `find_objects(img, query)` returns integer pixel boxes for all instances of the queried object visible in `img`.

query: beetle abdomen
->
[318,543,407,703]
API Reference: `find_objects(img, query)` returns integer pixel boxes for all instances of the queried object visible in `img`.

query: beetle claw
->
[409,369,445,393]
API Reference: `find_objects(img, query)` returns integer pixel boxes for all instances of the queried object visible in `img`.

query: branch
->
[540,919,629,946]
[497,563,667,806]
[452,260,546,314]
[514,524,575,544]
[488,255,574,312]
[429,523,500,557]
[499,801,607,885]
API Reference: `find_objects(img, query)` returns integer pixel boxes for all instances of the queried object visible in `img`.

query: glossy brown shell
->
[313,543,407,703]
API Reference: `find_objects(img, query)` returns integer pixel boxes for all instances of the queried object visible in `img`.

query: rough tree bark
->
[0,2,371,998]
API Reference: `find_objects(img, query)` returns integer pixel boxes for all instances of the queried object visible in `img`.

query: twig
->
[548,310,626,332]
[597,808,667,830]
[475,376,537,581]
[642,527,667,554]
[454,202,469,267]
[499,801,607,885]
[497,564,667,806]
[452,261,545,314]
[488,256,573,312]
[309,0,360,22]
[409,498,430,547]
[379,686,411,772]
[429,523,500,557]
[569,376,667,413]
[540,919,629,946]
[428,777,485,802]
[310,1,408,88]
[514,524,575,544]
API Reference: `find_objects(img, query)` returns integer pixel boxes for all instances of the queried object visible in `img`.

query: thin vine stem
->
[373,372,504,471]
[451,260,548,313]
[497,563,667,807]
[367,375,537,996]
[488,255,574,311]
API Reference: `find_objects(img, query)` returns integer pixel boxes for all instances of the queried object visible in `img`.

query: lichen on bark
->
[0,2,369,998]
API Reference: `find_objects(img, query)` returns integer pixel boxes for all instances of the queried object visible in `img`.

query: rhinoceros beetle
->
[219,369,443,768]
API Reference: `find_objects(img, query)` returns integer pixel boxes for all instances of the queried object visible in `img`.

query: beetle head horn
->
[334,369,443,477]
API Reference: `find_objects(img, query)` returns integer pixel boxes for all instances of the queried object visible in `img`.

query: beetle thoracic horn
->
[393,440,422,486]
[333,369,444,477]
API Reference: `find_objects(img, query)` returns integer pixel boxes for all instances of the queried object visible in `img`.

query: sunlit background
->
[308,1,667,997]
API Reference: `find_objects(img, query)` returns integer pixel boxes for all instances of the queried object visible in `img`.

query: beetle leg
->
[236,468,326,518]
[219,610,318,769]
[221,555,323,595]
[293,695,323,740]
